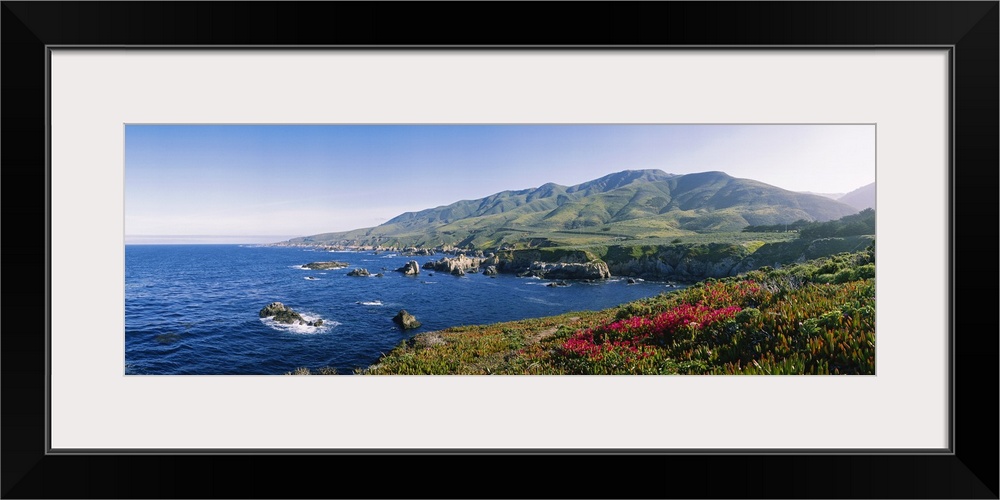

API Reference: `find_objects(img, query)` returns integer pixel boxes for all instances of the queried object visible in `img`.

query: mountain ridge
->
[285,169,860,249]
[838,182,876,211]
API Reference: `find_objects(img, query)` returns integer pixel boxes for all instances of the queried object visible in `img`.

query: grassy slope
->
[361,246,875,375]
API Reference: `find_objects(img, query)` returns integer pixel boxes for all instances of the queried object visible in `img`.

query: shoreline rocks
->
[291,239,869,283]
[530,261,611,280]
[401,247,435,256]
[347,268,371,277]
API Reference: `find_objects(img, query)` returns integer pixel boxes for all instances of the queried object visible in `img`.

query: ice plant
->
[559,299,742,362]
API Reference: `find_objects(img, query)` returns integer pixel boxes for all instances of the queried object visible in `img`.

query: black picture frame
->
[3,2,996,498]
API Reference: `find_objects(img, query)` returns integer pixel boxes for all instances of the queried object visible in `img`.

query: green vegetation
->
[747,235,874,267]
[743,208,874,239]
[742,219,813,233]
[361,243,875,375]
[285,366,339,375]
[797,208,875,239]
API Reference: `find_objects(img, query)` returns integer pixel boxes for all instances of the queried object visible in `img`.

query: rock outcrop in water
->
[259,302,323,327]
[302,261,349,270]
[396,260,420,276]
[347,268,371,277]
[493,250,611,280]
[401,247,435,256]
[424,254,487,275]
[392,309,421,330]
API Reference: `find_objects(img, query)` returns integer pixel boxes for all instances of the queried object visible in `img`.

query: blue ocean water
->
[125,245,684,375]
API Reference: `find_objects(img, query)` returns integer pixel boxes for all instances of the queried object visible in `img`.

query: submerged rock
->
[347,268,371,277]
[392,309,421,330]
[547,281,570,287]
[302,261,349,270]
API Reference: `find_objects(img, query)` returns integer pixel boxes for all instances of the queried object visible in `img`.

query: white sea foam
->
[526,297,557,306]
[356,300,383,306]
[381,254,398,258]
[259,313,337,335]
[290,265,309,270]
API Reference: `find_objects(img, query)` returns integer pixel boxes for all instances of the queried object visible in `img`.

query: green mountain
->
[285,170,861,249]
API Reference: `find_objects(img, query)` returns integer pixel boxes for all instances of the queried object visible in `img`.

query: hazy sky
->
[125,124,875,243]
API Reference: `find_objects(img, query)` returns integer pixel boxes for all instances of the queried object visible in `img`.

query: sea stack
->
[258,302,323,327]
[392,310,421,330]
[396,260,420,276]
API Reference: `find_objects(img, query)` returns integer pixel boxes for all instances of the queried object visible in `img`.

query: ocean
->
[125,245,683,374]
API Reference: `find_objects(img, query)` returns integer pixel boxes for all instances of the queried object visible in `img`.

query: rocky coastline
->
[280,233,873,284]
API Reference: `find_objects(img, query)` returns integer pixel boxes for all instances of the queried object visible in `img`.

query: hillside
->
[799,191,846,200]
[838,182,876,211]
[284,170,860,249]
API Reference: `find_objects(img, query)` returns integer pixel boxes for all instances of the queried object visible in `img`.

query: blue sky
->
[125,124,875,243]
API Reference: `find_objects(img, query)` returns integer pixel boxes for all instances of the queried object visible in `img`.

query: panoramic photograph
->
[125,124,875,375]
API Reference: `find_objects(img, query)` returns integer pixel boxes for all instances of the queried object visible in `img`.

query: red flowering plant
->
[558,281,747,365]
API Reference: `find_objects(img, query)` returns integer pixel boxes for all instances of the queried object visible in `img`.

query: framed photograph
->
[4,2,996,498]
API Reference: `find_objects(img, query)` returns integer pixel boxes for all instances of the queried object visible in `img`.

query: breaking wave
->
[259,312,337,335]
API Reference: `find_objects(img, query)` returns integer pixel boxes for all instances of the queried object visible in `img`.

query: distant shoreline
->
[125,235,298,245]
